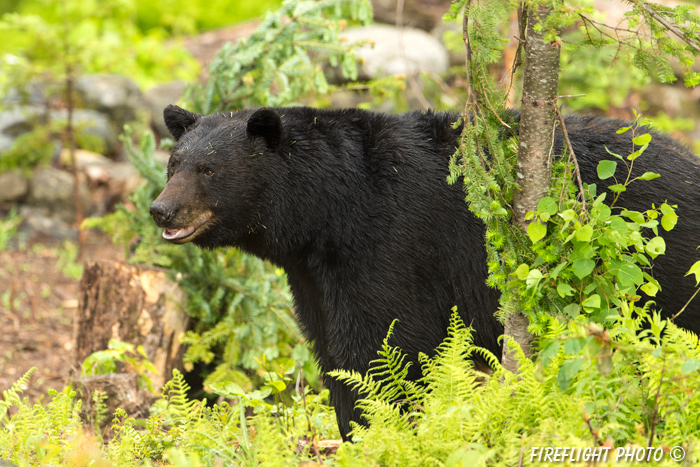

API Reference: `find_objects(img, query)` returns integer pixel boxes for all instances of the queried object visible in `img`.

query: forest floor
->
[0,231,123,403]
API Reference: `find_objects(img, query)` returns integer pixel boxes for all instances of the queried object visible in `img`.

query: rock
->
[26,167,91,224]
[75,75,147,129]
[0,106,41,137]
[18,205,77,240]
[144,81,187,139]
[58,148,142,215]
[341,25,449,80]
[371,0,452,31]
[0,134,15,153]
[51,109,120,155]
[0,169,29,203]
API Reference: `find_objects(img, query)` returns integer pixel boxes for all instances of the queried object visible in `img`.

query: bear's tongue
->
[163,225,196,240]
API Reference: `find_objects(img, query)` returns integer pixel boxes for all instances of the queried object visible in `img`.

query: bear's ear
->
[164,104,201,140]
[247,108,283,149]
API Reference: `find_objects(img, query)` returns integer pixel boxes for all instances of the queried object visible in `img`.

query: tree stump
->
[73,260,189,394]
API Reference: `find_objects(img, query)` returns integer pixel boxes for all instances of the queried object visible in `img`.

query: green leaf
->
[539,340,560,368]
[645,236,666,257]
[685,260,700,285]
[575,224,593,242]
[597,160,617,180]
[515,263,530,280]
[604,146,623,160]
[637,171,660,181]
[557,357,585,390]
[682,359,700,373]
[537,196,558,216]
[633,133,652,146]
[640,281,659,297]
[616,126,631,134]
[563,303,580,318]
[564,337,584,355]
[620,209,645,224]
[557,283,575,298]
[528,221,547,244]
[572,259,595,279]
[265,380,287,392]
[608,184,626,193]
[661,211,678,231]
[616,263,644,288]
[582,294,601,309]
[526,269,543,289]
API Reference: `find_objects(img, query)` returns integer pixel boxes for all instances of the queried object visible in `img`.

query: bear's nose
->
[150,201,173,226]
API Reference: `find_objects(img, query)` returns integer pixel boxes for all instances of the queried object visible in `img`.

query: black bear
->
[151,104,700,439]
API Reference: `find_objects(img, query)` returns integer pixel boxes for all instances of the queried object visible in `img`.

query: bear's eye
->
[204,169,214,177]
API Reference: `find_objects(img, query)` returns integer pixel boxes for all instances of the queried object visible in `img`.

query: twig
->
[670,285,700,321]
[554,106,587,213]
[625,0,700,54]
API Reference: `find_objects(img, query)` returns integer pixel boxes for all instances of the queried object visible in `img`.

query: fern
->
[0,367,35,421]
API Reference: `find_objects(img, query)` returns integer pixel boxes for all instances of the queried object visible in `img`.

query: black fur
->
[153,106,700,439]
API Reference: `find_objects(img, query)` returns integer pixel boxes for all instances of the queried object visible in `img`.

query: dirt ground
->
[0,230,123,403]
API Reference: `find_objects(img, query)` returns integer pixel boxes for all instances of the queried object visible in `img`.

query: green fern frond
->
[0,367,36,420]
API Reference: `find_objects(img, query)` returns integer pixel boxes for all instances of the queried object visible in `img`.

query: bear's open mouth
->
[162,212,213,243]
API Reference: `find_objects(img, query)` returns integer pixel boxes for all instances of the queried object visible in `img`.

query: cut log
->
[73,259,189,394]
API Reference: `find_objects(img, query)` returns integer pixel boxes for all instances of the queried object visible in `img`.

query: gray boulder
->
[342,25,449,80]
[75,75,147,129]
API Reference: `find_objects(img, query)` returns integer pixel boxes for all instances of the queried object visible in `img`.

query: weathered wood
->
[73,260,188,393]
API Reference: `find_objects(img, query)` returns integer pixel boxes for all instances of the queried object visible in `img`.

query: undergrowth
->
[2,308,699,465]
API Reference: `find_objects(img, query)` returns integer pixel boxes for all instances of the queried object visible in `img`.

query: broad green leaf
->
[597,160,617,180]
[645,236,666,257]
[537,196,558,216]
[563,303,580,318]
[608,184,626,193]
[515,263,530,280]
[620,210,644,224]
[633,133,652,146]
[572,259,595,279]
[582,294,601,309]
[640,281,659,297]
[616,263,644,288]
[616,126,631,134]
[526,269,543,289]
[661,211,678,231]
[265,380,287,392]
[575,224,593,242]
[557,357,585,390]
[564,337,584,355]
[557,283,575,298]
[528,221,547,243]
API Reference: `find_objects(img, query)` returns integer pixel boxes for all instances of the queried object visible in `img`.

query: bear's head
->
[150,104,284,249]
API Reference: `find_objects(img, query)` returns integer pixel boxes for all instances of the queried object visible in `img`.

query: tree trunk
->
[73,260,189,394]
[503,3,561,373]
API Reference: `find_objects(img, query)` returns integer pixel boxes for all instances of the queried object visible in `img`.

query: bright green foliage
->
[5,0,283,36]
[0,0,200,91]
[185,0,374,113]
[331,310,700,466]
[81,339,160,393]
[0,367,339,466]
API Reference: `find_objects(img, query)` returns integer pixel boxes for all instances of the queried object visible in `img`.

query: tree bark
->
[503,3,561,373]
[73,260,189,394]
